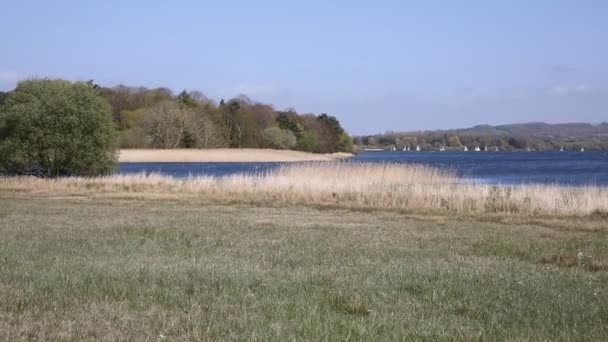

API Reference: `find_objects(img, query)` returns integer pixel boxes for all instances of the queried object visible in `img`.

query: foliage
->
[262,127,297,149]
[2,79,352,155]
[0,91,7,106]
[141,100,190,149]
[296,129,320,152]
[316,113,349,153]
[339,132,354,152]
[276,110,303,138]
[95,85,352,152]
[0,79,117,177]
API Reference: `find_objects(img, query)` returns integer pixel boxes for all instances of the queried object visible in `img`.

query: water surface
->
[118,151,608,186]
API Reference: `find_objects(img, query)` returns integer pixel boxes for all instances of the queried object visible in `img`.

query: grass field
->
[1,196,607,341]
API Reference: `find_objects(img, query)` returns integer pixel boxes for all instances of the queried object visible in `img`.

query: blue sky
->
[1,0,607,134]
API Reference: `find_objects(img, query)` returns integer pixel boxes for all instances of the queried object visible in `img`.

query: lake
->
[118,151,608,186]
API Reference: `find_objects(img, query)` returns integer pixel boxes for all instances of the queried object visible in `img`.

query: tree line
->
[0,79,352,177]
[356,123,608,151]
[96,85,352,153]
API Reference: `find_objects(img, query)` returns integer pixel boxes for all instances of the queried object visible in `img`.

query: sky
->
[1,0,607,134]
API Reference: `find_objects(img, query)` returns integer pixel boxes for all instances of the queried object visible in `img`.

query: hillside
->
[356,122,608,151]
[458,122,608,140]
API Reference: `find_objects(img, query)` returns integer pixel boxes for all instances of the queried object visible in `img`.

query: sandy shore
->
[118,149,353,162]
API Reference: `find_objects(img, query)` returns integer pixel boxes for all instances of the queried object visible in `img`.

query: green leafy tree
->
[296,130,320,152]
[276,110,303,139]
[262,127,297,149]
[0,91,8,106]
[339,132,354,152]
[316,113,349,153]
[0,79,117,177]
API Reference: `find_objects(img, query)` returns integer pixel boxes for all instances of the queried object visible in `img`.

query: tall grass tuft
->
[1,162,607,216]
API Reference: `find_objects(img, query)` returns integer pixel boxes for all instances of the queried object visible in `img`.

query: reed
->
[2,162,607,216]
[118,148,352,162]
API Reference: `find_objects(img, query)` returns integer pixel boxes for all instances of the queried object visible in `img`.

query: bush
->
[0,79,118,177]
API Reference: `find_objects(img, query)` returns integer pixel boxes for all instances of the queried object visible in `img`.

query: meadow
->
[1,163,607,340]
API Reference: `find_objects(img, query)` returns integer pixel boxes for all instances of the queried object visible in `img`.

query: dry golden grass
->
[1,162,607,217]
[119,148,352,162]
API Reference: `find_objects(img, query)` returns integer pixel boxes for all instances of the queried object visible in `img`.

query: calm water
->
[118,151,608,186]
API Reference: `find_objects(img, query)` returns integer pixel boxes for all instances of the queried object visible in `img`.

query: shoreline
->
[2,163,607,217]
[118,148,353,163]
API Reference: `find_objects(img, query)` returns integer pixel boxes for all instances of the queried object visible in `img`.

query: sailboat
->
[580,147,585,152]
[416,145,421,152]
[391,146,396,152]
[560,146,564,152]
[484,146,488,152]
[463,146,468,152]
[474,146,481,152]
[526,146,532,152]
[439,146,446,152]
[495,146,499,152]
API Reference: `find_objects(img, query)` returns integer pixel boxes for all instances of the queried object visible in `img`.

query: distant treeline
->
[0,84,353,153]
[355,122,608,151]
[101,86,352,153]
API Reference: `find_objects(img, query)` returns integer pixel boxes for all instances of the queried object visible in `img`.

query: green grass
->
[0,197,607,341]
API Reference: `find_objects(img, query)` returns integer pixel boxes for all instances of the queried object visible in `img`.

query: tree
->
[183,106,223,148]
[262,127,297,149]
[0,91,8,106]
[316,113,348,153]
[250,103,275,145]
[276,110,303,139]
[0,79,117,177]
[220,98,257,148]
[177,90,197,108]
[142,100,190,148]
[339,133,354,152]
[100,85,174,129]
[297,130,319,152]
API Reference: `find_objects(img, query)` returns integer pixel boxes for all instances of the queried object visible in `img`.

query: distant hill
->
[453,122,608,140]
[355,122,608,151]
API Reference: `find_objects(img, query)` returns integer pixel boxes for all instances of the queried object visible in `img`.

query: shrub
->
[0,79,118,177]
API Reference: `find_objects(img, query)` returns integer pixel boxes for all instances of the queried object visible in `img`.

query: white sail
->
[581,147,585,152]
[560,146,564,152]
[416,145,421,151]
[463,146,468,152]
[474,146,481,152]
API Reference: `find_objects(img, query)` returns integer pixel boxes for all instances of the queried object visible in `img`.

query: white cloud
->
[548,84,592,96]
